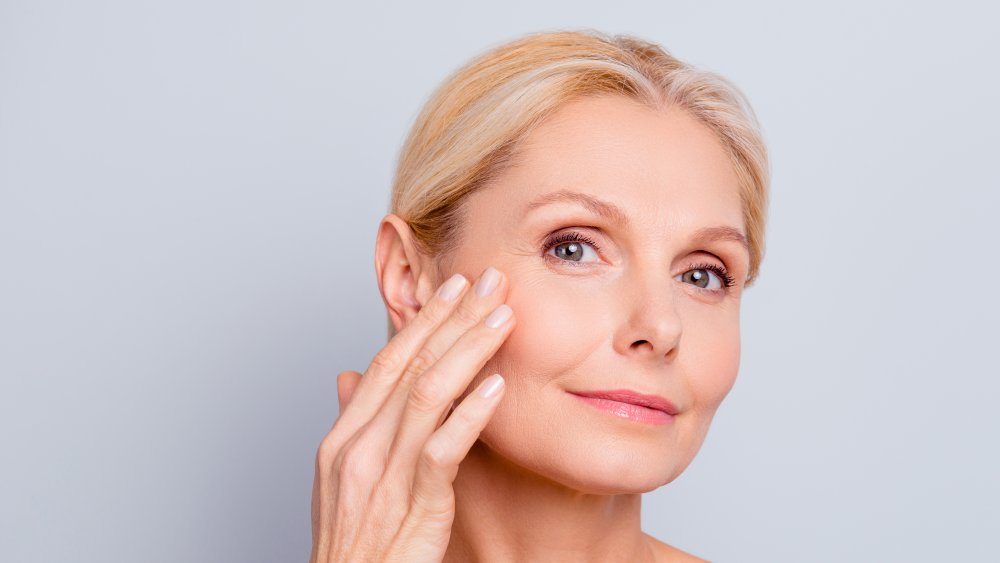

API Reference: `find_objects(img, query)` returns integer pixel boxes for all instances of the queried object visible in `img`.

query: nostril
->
[631,339,652,350]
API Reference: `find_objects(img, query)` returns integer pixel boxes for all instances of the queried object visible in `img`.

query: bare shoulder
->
[644,533,711,563]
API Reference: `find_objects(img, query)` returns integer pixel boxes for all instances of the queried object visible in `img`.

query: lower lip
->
[570,394,675,425]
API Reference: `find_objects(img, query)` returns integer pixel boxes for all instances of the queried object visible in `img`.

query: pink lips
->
[568,389,679,425]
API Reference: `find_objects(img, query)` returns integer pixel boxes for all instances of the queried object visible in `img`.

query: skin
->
[326,94,749,562]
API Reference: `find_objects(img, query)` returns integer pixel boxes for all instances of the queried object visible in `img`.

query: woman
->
[311,29,769,562]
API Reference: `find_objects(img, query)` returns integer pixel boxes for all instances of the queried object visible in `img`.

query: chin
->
[479,415,705,496]
[556,457,682,495]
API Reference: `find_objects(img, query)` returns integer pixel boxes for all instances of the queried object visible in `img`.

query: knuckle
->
[452,402,482,429]
[422,297,453,322]
[370,348,401,376]
[465,331,497,356]
[451,302,482,326]
[410,487,453,524]
[338,438,384,482]
[402,346,438,384]
[420,439,453,471]
[408,373,445,413]
[408,487,452,527]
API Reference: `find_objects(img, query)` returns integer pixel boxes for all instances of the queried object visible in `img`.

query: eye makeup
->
[540,230,604,266]
[684,261,736,291]
[538,227,738,294]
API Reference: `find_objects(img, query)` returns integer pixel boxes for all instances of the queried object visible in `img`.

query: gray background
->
[2,0,997,561]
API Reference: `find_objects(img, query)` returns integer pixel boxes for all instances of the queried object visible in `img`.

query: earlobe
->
[374,214,431,332]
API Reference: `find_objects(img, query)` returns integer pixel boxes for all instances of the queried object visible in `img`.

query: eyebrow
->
[523,189,750,254]
[524,189,630,227]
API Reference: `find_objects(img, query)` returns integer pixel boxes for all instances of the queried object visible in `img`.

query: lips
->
[569,389,680,414]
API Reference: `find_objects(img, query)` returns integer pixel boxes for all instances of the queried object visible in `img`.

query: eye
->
[675,262,736,292]
[542,231,602,264]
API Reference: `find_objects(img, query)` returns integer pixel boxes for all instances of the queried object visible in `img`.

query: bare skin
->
[311,94,746,562]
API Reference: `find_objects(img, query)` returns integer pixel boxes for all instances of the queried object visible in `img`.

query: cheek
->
[472,270,624,486]
[681,302,741,419]
[491,271,609,385]
[473,270,611,458]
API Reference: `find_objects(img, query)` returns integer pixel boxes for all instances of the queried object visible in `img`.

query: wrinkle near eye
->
[505,236,545,257]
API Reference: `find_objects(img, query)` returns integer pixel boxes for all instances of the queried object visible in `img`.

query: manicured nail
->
[475,266,500,297]
[478,373,505,398]
[437,274,467,302]
[485,304,512,329]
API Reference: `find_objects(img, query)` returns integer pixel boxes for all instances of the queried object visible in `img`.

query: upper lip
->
[568,389,680,415]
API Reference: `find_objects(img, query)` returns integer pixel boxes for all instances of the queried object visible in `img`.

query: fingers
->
[388,290,515,468]
[311,266,514,563]
[371,266,510,435]
[333,273,471,432]
[396,267,508,389]
[410,374,506,518]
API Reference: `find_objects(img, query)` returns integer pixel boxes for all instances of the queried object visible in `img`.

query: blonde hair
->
[390,28,769,286]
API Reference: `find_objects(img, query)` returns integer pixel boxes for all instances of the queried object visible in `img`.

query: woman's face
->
[434,95,749,494]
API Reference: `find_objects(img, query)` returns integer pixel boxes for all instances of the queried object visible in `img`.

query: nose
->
[612,272,682,361]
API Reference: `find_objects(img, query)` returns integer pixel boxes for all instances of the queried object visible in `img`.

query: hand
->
[310,267,516,562]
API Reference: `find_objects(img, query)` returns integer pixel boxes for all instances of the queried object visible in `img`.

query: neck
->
[444,441,655,563]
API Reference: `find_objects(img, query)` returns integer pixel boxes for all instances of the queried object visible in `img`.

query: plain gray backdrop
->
[2,0,998,561]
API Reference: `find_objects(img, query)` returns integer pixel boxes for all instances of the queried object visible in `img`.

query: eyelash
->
[540,230,737,291]
[686,261,737,289]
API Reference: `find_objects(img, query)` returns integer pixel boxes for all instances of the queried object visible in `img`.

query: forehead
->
[479,95,743,231]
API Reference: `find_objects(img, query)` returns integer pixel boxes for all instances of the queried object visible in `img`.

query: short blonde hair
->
[391,28,769,285]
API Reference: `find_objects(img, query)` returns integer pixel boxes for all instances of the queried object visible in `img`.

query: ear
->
[374,214,436,334]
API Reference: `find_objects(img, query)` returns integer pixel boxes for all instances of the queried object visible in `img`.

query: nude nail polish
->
[475,267,500,297]
[437,274,466,302]
[485,304,512,328]
[478,374,504,398]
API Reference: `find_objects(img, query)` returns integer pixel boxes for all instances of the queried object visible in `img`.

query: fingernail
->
[478,373,504,398]
[437,274,467,302]
[475,266,500,297]
[485,304,512,329]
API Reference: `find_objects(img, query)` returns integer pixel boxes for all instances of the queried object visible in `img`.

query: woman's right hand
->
[309,267,516,563]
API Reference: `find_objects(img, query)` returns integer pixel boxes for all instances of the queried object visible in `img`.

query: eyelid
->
[679,261,736,293]
[539,228,739,294]
[540,229,605,265]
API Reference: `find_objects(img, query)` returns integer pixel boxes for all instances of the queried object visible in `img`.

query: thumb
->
[336,370,363,413]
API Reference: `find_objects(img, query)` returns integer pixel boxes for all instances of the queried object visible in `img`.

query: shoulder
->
[644,533,711,563]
